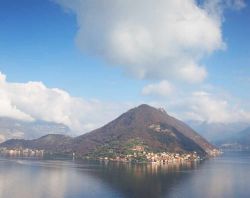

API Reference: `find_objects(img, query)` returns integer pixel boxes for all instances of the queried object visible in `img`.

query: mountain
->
[70,104,216,156]
[236,127,250,146]
[0,117,71,143]
[219,127,250,150]
[0,104,217,157]
[187,120,249,144]
[0,134,72,152]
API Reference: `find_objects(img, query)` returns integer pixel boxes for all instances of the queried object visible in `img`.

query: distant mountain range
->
[0,117,71,143]
[0,104,217,158]
[187,121,249,144]
[1,134,73,153]
[217,127,250,150]
[187,120,250,150]
[236,127,250,146]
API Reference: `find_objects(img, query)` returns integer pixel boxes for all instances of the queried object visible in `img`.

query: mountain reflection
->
[2,153,250,198]
[0,159,118,198]
[77,160,201,198]
[0,158,200,198]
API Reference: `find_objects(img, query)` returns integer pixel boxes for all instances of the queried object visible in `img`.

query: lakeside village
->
[88,145,221,164]
[98,151,202,164]
[0,145,220,164]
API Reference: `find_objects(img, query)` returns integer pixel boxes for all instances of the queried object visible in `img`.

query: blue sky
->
[0,0,248,100]
[0,0,145,101]
[0,0,250,134]
[205,6,250,99]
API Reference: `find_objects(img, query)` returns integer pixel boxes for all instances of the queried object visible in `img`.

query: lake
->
[0,151,250,198]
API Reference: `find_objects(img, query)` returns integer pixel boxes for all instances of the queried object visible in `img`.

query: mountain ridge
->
[0,104,217,158]
[218,126,250,150]
[188,120,250,143]
[0,117,71,143]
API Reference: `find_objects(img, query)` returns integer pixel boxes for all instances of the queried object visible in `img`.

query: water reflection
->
[168,152,250,198]
[1,152,250,198]
[85,161,200,198]
[0,159,122,198]
[0,158,199,198]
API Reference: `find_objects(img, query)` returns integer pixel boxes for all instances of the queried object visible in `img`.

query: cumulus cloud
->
[142,80,174,97]
[54,0,227,83]
[0,72,130,133]
[204,0,246,17]
[184,91,233,122]
[171,91,250,123]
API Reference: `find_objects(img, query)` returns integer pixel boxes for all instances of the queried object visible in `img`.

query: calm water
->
[0,152,250,198]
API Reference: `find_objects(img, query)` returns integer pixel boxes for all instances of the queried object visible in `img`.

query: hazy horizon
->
[1,1,250,198]
[0,0,249,140]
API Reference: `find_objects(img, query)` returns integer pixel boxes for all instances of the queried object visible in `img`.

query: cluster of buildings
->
[207,149,222,157]
[0,148,44,157]
[145,152,201,163]
[99,150,203,164]
[97,142,222,164]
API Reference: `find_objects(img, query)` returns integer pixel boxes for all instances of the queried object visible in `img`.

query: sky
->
[0,0,250,137]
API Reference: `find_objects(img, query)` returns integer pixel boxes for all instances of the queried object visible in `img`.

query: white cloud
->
[185,91,232,122]
[1,71,249,142]
[142,80,174,97]
[54,0,226,83]
[0,72,130,133]
[171,91,250,123]
[204,0,246,17]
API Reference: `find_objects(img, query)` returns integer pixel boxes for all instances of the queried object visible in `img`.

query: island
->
[0,104,220,163]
